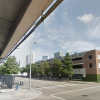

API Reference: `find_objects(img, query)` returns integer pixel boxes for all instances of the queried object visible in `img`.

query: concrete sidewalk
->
[0,88,42,100]
[32,77,99,84]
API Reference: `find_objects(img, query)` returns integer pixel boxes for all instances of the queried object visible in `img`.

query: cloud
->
[59,40,96,54]
[77,13,100,39]
[86,16,100,38]
[44,12,55,29]
[63,11,67,21]
[77,13,94,24]
[33,48,54,61]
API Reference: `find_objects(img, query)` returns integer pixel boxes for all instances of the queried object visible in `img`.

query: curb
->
[0,89,14,93]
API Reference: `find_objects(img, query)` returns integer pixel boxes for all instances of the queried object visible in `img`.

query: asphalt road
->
[14,77,100,100]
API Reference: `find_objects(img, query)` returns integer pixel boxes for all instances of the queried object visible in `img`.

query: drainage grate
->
[81,95,88,97]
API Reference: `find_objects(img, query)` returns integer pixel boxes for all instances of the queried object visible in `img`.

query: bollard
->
[4,81,5,87]
[19,81,20,85]
[1,79,2,86]
[0,82,1,86]
[16,84,19,90]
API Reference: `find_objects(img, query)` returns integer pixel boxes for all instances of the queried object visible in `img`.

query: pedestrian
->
[16,84,19,90]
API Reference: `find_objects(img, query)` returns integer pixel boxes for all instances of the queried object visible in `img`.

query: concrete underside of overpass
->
[0,0,57,61]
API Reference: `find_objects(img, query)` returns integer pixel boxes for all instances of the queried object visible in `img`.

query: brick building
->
[36,49,100,81]
[70,49,100,81]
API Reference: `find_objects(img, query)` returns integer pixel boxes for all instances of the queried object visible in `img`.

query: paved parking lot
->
[14,77,100,100]
[0,77,100,100]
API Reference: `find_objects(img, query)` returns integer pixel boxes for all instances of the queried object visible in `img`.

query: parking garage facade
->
[36,49,100,81]
[69,49,100,81]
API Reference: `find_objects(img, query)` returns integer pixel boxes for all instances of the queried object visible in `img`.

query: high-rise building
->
[26,53,35,66]
[42,56,50,61]
[54,52,63,58]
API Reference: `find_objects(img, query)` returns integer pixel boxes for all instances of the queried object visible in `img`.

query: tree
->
[19,67,24,72]
[0,65,6,74]
[63,52,73,81]
[43,61,49,75]
[50,58,62,75]
[25,64,30,73]
[37,63,44,75]
[31,63,38,75]
[19,67,27,73]
[0,56,20,75]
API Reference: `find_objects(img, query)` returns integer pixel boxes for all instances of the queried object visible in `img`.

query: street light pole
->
[29,42,36,90]
[29,44,32,90]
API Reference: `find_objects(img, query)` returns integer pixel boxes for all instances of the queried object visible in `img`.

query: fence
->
[0,75,13,88]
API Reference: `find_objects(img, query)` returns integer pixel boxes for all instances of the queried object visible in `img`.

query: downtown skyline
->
[11,0,100,67]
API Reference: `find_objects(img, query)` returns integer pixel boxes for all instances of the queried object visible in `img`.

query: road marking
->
[32,84,43,86]
[23,83,44,87]
[50,86,100,100]
[35,83,85,90]
[51,95,66,100]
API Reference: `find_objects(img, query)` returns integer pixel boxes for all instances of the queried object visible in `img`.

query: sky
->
[11,0,100,67]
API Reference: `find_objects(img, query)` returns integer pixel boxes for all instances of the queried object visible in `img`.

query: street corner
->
[25,90,42,99]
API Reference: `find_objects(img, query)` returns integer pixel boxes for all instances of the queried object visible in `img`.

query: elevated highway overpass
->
[0,0,63,63]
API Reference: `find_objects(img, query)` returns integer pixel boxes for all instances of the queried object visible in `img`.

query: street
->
[13,77,100,100]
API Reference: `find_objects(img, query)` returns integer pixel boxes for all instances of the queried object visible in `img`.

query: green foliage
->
[50,58,62,74]
[31,63,38,74]
[0,65,6,74]
[0,56,19,75]
[62,52,73,81]
[97,74,100,82]
[37,63,44,74]
[82,74,100,82]
[19,67,24,72]
[22,63,38,75]
[20,66,28,73]
[43,61,49,74]
[82,74,98,81]
[24,64,30,73]
[21,62,48,76]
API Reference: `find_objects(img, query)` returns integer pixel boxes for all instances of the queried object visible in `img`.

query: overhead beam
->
[0,58,5,63]
[0,0,32,57]
[5,0,64,58]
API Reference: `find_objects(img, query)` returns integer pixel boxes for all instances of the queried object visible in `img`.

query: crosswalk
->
[35,83,84,90]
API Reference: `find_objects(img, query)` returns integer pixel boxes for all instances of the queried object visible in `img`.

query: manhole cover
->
[10,93,15,95]
[81,95,88,97]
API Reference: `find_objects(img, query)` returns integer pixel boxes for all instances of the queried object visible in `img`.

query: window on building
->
[72,57,82,61]
[98,63,100,68]
[89,63,92,68]
[98,55,100,59]
[89,55,92,59]
[73,64,83,69]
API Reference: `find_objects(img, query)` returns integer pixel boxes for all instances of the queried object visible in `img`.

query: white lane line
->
[32,84,43,86]
[35,84,85,90]
[50,86,100,100]
[51,95,66,100]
